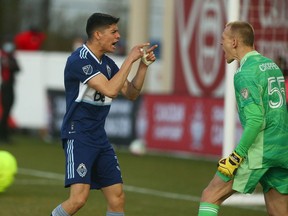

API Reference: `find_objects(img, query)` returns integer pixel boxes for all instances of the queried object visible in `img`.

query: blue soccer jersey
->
[61,44,119,146]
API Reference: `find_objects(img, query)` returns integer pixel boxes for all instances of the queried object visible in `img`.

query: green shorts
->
[217,159,288,194]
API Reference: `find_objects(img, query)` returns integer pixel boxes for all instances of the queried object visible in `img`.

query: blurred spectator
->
[275,55,288,109]
[14,26,46,51]
[0,37,20,142]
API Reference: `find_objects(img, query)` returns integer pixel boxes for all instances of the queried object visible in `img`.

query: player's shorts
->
[217,159,288,194]
[63,138,123,189]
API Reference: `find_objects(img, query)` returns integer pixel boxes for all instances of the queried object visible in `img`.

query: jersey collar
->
[240,50,259,66]
[83,44,103,64]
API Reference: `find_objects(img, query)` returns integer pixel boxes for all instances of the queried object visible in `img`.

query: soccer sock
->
[106,212,124,216]
[51,204,70,216]
[198,202,219,216]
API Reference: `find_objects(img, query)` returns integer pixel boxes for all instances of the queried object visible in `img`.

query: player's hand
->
[128,43,150,63]
[217,151,243,178]
[140,44,158,66]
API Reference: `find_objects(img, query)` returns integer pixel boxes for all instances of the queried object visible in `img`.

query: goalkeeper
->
[197,21,288,216]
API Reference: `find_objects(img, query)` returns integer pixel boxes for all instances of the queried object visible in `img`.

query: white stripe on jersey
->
[83,44,102,64]
[79,47,88,59]
[83,72,99,84]
[67,139,74,179]
[75,82,112,106]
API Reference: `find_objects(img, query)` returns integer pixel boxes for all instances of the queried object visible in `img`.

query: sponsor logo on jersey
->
[77,163,87,177]
[241,88,249,99]
[82,64,93,75]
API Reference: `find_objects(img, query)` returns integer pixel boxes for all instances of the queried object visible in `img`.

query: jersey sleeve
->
[70,58,101,84]
[234,103,264,157]
[234,71,262,107]
[234,68,265,157]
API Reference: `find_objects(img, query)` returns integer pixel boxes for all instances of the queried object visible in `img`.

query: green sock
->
[198,202,219,216]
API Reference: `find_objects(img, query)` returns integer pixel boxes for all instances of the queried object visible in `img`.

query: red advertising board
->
[135,0,287,157]
[136,95,242,157]
[173,0,288,96]
[245,0,288,59]
[173,0,226,97]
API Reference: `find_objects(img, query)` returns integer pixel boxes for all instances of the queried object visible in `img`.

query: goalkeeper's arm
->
[234,103,264,156]
[218,103,264,178]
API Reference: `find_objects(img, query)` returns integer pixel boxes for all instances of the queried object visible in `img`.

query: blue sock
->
[106,212,124,216]
[51,204,70,216]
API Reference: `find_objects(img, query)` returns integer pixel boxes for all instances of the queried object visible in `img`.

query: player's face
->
[221,27,235,64]
[99,24,120,53]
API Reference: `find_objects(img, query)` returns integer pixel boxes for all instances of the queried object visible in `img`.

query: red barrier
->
[136,95,242,157]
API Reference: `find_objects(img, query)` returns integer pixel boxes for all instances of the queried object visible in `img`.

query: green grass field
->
[0,134,267,216]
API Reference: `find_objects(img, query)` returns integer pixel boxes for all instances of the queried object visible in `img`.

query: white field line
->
[17,168,265,211]
[19,168,64,180]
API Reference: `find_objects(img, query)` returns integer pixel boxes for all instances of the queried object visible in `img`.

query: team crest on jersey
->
[77,163,87,177]
[106,65,111,78]
[82,64,93,75]
[241,88,249,99]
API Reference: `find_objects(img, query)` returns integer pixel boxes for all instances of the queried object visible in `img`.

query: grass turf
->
[0,134,266,216]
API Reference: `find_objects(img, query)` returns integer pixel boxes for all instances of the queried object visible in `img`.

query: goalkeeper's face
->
[221,27,236,64]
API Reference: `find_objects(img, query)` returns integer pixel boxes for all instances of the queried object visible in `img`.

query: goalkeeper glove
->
[217,151,243,178]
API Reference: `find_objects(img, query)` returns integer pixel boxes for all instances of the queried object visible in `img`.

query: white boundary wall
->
[11,51,162,128]
[12,51,67,128]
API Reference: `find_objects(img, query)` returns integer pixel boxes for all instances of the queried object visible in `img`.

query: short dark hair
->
[227,21,254,47]
[86,13,120,39]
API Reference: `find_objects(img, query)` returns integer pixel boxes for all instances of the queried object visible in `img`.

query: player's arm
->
[121,44,158,100]
[87,43,149,98]
[235,103,264,156]
[218,103,264,177]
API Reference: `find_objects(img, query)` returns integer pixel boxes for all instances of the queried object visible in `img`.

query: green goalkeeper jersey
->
[234,51,288,169]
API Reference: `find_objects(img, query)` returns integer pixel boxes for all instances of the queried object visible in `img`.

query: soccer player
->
[50,13,157,216]
[197,21,288,216]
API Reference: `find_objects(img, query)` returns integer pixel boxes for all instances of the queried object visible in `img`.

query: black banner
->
[47,89,140,145]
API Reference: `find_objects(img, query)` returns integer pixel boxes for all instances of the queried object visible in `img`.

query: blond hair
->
[226,21,254,47]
